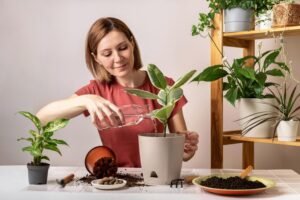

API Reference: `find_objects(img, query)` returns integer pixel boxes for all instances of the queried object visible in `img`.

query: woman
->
[36,17,198,167]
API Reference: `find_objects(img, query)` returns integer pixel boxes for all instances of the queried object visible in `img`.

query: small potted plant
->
[126,64,196,185]
[192,0,279,33]
[241,83,300,141]
[192,45,290,137]
[18,111,69,184]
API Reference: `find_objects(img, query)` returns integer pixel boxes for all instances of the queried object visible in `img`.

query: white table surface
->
[1,166,300,200]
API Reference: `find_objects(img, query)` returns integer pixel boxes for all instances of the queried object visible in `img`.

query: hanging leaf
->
[147,64,167,89]
[19,111,42,132]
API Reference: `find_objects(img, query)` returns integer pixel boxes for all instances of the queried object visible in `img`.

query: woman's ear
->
[91,52,101,65]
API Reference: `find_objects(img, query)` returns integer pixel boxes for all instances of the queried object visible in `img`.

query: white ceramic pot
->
[239,98,276,138]
[256,10,273,30]
[138,133,184,185]
[224,8,254,32]
[277,120,299,142]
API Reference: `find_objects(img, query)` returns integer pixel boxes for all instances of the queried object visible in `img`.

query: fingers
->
[182,131,199,158]
[99,103,122,126]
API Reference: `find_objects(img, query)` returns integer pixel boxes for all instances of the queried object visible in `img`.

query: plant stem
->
[208,33,224,58]
[163,123,167,137]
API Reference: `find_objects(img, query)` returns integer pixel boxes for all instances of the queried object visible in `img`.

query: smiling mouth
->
[113,64,127,69]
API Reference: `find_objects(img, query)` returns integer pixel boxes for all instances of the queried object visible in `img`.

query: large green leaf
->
[147,64,167,89]
[275,62,290,73]
[255,72,267,87]
[265,69,284,76]
[169,88,183,103]
[192,65,228,82]
[19,111,41,132]
[263,49,280,70]
[125,88,158,99]
[224,87,238,106]
[49,139,68,146]
[43,118,69,133]
[152,104,175,124]
[236,67,256,80]
[170,70,196,89]
[157,90,167,106]
[44,144,62,155]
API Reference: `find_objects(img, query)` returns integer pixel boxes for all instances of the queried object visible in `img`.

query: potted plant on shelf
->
[241,83,300,141]
[192,45,290,137]
[18,111,69,184]
[125,64,196,185]
[272,0,300,28]
[192,0,279,33]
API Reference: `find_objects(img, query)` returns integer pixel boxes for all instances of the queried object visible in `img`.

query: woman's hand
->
[81,95,124,129]
[180,131,199,161]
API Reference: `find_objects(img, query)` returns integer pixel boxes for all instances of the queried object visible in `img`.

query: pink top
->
[75,73,187,167]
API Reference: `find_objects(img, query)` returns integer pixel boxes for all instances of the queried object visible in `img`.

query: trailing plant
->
[192,0,282,35]
[18,111,69,165]
[125,64,196,137]
[239,83,300,136]
[192,45,290,106]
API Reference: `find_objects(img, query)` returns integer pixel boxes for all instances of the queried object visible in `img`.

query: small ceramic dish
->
[91,178,127,190]
[193,174,275,196]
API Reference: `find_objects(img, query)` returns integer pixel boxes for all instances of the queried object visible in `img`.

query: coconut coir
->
[200,176,266,189]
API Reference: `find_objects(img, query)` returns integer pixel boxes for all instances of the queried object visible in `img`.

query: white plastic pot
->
[277,120,299,142]
[138,133,184,185]
[239,98,276,138]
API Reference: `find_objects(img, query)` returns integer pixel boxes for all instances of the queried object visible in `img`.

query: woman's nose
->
[113,51,123,62]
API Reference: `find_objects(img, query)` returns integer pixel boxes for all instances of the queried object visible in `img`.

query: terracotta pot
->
[84,146,116,175]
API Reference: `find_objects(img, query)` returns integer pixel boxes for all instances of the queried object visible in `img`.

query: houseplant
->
[192,46,289,106]
[192,0,280,34]
[272,0,300,28]
[18,111,69,184]
[192,45,290,137]
[241,83,300,141]
[126,64,196,185]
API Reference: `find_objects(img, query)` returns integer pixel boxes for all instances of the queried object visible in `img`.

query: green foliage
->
[192,0,282,35]
[125,64,196,136]
[17,111,69,165]
[239,83,300,137]
[192,47,289,106]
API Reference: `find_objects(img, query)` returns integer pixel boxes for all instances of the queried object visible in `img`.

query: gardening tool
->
[56,173,75,188]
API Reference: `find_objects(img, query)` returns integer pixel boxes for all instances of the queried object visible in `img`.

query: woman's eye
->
[119,45,128,51]
[102,52,111,57]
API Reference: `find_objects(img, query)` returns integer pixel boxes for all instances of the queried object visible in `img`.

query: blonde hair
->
[85,17,143,82]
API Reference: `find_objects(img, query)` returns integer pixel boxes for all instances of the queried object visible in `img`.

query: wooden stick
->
[240,165,253,179]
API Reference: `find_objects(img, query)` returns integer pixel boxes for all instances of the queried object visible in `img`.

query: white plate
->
[91,178,127,190]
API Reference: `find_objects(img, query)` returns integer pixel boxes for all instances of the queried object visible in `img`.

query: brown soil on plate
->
[200,176,266,189]
[78,172,145,187]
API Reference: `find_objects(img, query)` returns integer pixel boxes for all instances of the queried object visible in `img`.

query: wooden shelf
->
[223,25,300,40]
[210,13,300,168]
[224,134,300,147]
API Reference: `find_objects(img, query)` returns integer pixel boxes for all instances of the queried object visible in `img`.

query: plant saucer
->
[91,178,127,190]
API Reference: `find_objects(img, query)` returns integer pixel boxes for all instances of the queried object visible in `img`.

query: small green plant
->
[192,0,282,35]
[18,111,69,165]
[125,64,196,136]
[192,46,290,106]
[240,83,300,136]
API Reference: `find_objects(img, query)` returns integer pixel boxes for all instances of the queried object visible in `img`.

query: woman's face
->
[95,30,135,78]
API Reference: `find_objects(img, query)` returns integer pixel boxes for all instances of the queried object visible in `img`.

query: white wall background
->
[1,0,300,172]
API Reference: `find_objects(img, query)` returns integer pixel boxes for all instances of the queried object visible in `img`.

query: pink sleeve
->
[165,77,188,118]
